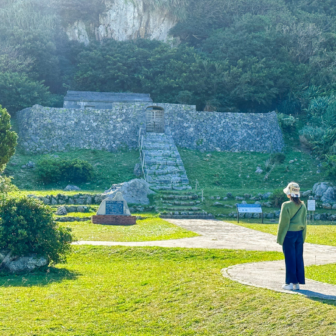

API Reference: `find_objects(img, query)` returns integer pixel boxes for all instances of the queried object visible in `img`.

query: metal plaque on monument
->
[92,192,136,225]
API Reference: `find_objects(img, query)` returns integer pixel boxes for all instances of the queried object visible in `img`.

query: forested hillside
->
[1,0,336,168]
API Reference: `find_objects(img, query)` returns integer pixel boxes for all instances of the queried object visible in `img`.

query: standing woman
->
[277,182,307,290]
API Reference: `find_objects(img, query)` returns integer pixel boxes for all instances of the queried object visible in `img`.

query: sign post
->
[237,204,263,223]
[307,199,316,222]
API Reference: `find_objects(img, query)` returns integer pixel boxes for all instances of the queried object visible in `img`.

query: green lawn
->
[179,148,323,191]
[234,221,336,247]
[306,264,336,286]
[59,217,198,242]
[6,246,336,336]
[5,149,139,191]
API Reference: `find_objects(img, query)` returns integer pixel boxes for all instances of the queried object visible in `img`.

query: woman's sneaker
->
[293,284,300,290]
[282,283,294,290]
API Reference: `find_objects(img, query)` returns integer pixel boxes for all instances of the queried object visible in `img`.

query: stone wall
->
[157,104,284,153]
[17,103,284,154]
[17,104,147,153]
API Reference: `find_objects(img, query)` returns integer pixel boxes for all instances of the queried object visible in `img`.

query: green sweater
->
[277,201,307,245]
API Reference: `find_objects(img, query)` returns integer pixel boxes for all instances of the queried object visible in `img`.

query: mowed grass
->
[59,217,198,242]
[306,264,336,286]
[234,221,336,247]
[5,246,336,336]
[179,148,322,191]
[5,149,139,191]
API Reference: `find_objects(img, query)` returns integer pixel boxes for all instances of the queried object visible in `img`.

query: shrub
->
[277,113,296,132]
[0,197,73,263]
[322,155,336,179]
[0,175,17,206]
[0,105,17,172]
[270,153,286,165]
[270,189,287,208]
[36,157,94,184]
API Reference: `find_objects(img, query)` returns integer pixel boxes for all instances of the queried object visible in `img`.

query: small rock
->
[236,196,244,201]
[206,154,212,157]
[56,206,67,216]
[64,185,81,192]
[262,192,272,200]
[333,204,336,210]
[216,196,221,200]
[314,214,321,220]
[255,167,263,174]
[51,198,57,205]
[210,196,215,200]
[66,206,77,213]
[223,197,228,201]
[323,203,332,210]
[213,202,223,206]
[302,190,312,197]
[263,202,272,208]
[244,194,250,199]
[41,197,50,205]
[77,206,89,213]
[289,160,295,164]
[26,161,35,169]
[242,201,247,204]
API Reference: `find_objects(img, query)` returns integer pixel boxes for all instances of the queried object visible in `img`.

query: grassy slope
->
[5,246,336,336]
[5,149,139,191]
[60,217,198,241]
[179,148,322,191]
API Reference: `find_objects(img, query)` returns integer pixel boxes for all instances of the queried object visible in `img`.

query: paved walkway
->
[76,219,336,300]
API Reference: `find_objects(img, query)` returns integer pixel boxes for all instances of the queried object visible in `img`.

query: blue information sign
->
[106,201,124,215]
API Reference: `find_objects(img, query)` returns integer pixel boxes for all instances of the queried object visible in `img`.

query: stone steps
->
[141,132,191,191]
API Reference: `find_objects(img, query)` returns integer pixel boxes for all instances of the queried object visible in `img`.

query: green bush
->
[270,153,286,165]
[36,157,94,184]
[0,105,17,172]
[322,156,336,179]
[270,189,288,208]
[0,197,73,263]
[277,113,296,132]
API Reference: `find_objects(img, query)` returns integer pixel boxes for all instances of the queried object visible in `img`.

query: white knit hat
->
[283,182,300,197]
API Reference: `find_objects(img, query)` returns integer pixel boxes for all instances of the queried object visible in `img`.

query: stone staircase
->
[141,133,191,191]
[154,191,214,219]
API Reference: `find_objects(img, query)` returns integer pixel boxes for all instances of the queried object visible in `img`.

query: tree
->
[0,105,17,172]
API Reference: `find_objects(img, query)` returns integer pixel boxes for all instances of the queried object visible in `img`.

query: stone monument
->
[92,192,136,225]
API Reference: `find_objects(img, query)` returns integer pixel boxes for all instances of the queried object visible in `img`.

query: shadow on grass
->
[0,267,80,287]
[311,297,336,306]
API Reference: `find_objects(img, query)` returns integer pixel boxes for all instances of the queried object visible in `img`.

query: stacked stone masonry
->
[17,103,284,154]
[141,133,191,191]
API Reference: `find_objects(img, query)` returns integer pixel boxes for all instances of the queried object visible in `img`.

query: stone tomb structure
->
[17,99,284,154]
[92,192,136,225]
[64,91,152,109]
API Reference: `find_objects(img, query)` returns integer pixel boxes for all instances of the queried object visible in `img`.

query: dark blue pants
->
[282,230,305,285]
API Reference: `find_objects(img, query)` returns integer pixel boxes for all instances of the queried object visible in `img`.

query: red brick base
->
[92,215,137,226]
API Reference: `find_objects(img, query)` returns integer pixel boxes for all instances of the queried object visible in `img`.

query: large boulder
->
[103,179,155,205]
[0,251,48,274]
[64,185,81,191]
[313,182,336,202]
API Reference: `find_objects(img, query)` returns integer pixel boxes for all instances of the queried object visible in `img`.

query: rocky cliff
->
[66,0,177,45]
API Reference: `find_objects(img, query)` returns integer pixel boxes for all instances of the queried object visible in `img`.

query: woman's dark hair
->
[290,196,302,205]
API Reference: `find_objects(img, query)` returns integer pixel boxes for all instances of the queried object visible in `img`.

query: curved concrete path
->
[76,219,336,300]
